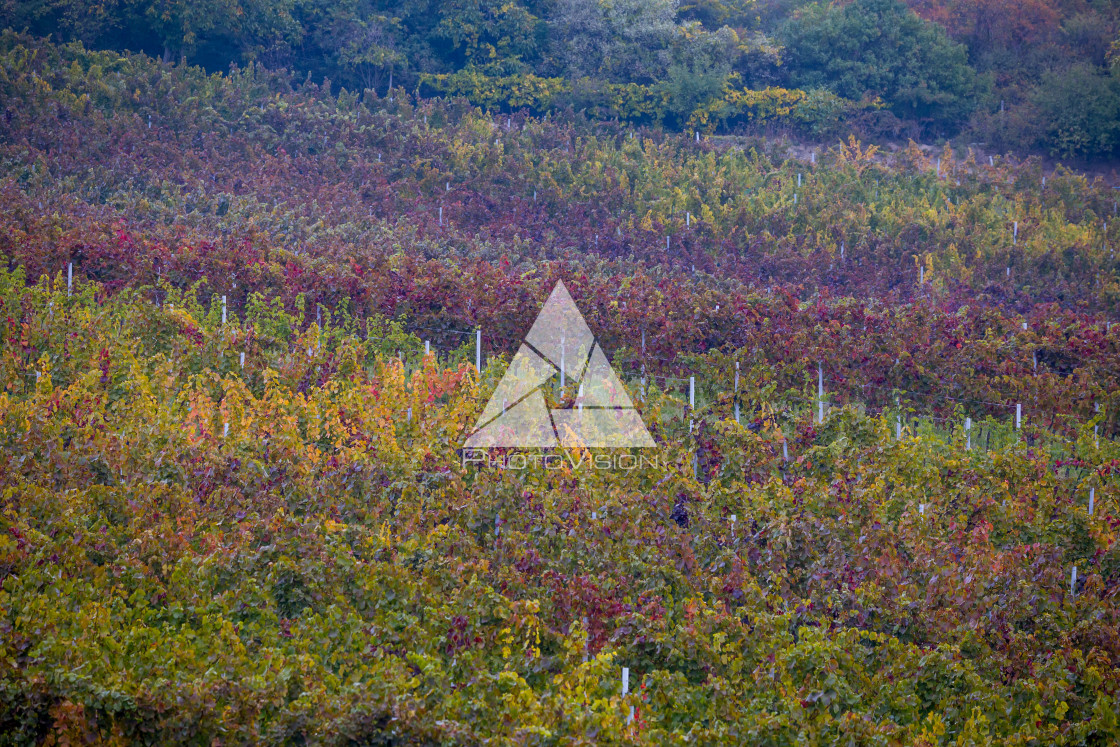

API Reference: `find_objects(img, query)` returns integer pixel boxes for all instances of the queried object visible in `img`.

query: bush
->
[1030,63,1120,159]
[779,0,980,132]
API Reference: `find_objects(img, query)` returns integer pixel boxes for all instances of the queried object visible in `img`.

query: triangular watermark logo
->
[464,281,655,448]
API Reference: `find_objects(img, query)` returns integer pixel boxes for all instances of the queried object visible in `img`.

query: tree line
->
[3,0,1119,156]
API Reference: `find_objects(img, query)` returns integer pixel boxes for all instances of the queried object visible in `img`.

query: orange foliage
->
[909,0,1061,48]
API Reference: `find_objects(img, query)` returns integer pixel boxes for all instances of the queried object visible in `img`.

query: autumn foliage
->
[0,33,1119,745]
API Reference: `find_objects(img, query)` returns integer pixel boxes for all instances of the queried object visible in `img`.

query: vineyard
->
[1,31,1120,745]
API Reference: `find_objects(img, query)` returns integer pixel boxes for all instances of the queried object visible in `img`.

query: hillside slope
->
[0,34,1119,745]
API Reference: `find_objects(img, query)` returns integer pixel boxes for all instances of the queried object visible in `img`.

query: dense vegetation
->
[4,0,1120,157]
[1,30,1119,745]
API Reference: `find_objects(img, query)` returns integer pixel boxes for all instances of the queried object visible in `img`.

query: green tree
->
[295,0,406,93]
[678,0,758,29]
[1029,62,1120,158]
[141,0,301,63]
[548,0,680,82]
[432,0,542,69]
[778,0,978,130]
[0,0,128,46]
[659,22,741,123]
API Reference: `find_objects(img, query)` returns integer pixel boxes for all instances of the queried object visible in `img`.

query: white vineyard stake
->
[67,262,72,296]
[475,329,481,373]
[560,336,566,392]
[582,617,589,663]
[734,362,740,424]
[817,362,824,424]
[622,667,633,723]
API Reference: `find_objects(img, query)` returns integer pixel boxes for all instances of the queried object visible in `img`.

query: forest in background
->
[3,0,1120,159]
